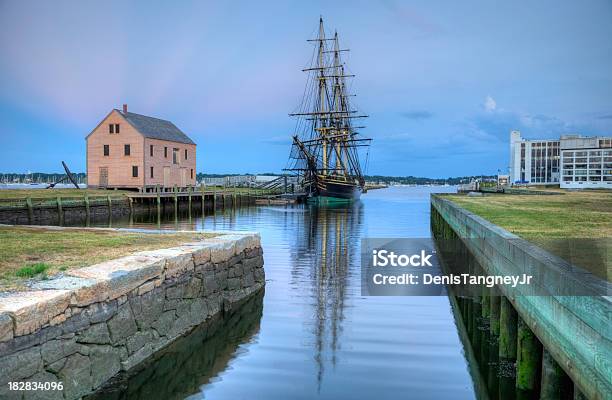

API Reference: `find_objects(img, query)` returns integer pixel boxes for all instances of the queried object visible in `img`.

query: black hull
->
[309,180,362,202]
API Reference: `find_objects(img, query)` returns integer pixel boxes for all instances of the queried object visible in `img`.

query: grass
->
[15,263,51,278]
[0,188,131,200]
[0,226,217,290]
[444,191,611,279]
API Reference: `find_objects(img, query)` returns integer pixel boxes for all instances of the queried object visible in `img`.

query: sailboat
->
[285,18,371,203]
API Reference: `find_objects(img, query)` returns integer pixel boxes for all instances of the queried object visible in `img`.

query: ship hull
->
[308,180,362,203]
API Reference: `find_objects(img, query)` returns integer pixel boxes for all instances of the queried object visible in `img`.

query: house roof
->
[116,109,196,145]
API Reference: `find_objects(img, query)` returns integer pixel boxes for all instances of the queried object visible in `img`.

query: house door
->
[99,167,108,188]
[180,168,187,187]
[163,167,171,188]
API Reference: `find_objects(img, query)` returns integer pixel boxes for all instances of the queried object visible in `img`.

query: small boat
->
[284,18,371,203]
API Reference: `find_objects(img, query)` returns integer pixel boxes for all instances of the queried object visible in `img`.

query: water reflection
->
[86,289,264,400]
[294,204,363,390]
[59,187,474,399]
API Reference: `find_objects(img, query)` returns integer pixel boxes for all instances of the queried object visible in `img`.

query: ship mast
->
[317,17,328,176]
[285,17,372,192]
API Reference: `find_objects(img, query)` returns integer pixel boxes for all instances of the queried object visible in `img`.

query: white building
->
[509,131,612,189]
[509,130,560,185]
[560,135,612,189]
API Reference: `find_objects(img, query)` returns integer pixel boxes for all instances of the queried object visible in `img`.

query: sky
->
[0,0,611,178]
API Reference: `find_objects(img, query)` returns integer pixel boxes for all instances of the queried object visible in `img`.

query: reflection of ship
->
[292,202,363,389]
[285,18,371,203]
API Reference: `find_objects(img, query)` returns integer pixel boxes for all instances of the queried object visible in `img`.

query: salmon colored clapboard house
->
[86,105,196,191]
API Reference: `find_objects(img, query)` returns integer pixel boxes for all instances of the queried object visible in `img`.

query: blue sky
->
[1,0,611,177]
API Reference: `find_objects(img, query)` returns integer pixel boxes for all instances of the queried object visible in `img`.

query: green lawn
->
[0,226,216,290]
[445,191,611,279]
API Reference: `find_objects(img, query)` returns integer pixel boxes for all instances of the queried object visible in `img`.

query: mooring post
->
[84,193,90,225]
[56,196,63,224]
[540,350,563,400]
[174,190,178,219]
[499,296,517,359]
[128,197,134,215]
[156,191,161,216]
[26,196,33,222]
[200,183,205,215]
[481,285,490,319]
[516,317,542,392]
[489,290,500,336]
[188,186,192,211]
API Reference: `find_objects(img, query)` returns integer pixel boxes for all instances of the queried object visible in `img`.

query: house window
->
[185,149,188,160]
[103,145,109,156]
[173,148,179,164]
[150,166,154,178]
[109,124,114,134]
[190,169,193,179]
[115,124,120,133]
[132,166,138,177]
[150,144,154,157]
[124,144,130,156]
[164,147,168,158]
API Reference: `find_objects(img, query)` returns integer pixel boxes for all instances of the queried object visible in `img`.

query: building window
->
[150,144,154,157]
[103,145,109,156]
[109,124,114,134]
[124,144,131,156]
[185,149,188,160]
[132,166,138,177]
[150,166,154,178]
[115,124,120,133]
[173,148,179,164]
[190,169,193,179]
[164,147,168,158]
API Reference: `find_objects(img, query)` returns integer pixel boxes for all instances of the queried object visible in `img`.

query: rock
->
[83,300,118,324]
[126,331,153,355]
[67,255,165,305]
[0,346,42,385]
[89,345,121,388]
[137,280,156,296]
[138,248,194,279]
[189,298,209,326]
[77,322,111,345]
[129,289,164,329]
[0,290,71,336]
[41,337,80,364]
[227,277,241,290]
[0,313,13,342]
[151,311,176,337]
[184,277,202,299]
[209,240,235,264]
[242,271,255,288]
[107,303,137,343]
[57,353,92,400]
[23,371,63,400]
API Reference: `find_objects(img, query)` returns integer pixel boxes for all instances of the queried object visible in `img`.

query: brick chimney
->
[122,104,128,114]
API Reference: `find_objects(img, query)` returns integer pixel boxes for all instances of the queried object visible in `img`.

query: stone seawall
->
[431,194,611,400]
[0,231,265,400]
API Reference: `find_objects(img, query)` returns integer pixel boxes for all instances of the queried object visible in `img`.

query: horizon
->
[1,1,611,177]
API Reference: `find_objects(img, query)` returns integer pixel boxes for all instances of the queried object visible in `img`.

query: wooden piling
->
[490,293,500,336]
[481,287,490,319]
[173,190,178,220]
[26,196,33,222]
[540,350,563,400]
[84,194,90,225]
[516,317,542,391]
[56,196,63,225]
[128,197,134,214]
[499,296,517,359]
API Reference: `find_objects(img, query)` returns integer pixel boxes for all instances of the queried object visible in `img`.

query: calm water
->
[88,186,477,399]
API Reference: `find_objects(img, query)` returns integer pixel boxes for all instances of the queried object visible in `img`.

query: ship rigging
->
[285,17,371,202]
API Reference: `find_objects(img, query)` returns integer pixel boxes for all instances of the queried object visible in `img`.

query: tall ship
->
[285,18,371,202]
